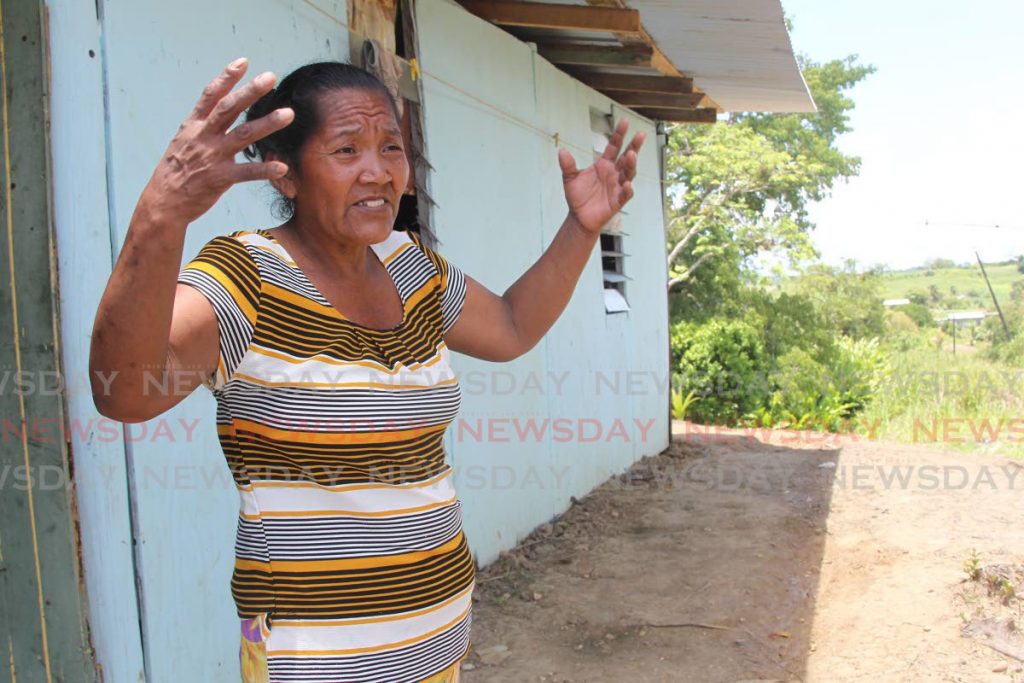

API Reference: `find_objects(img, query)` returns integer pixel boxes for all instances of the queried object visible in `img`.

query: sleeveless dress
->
[177,227,475,683]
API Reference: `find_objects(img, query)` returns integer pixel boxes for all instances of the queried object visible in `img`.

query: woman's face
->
[284,87,409,244]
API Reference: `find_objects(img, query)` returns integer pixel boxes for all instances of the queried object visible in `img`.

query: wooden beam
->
[581,0,722,112]
[565,70,693,94]
[458,0,640,33]
[536,42,653,68]
[634,107,718,124]
[610,91,706,109]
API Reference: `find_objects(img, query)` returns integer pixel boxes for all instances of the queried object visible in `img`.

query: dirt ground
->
[460,420,1024,683]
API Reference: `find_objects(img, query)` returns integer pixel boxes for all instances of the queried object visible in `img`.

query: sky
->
[779,1,1024,270]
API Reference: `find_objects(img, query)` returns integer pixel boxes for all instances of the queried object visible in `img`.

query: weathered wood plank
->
[633,106,718,123]
[0,1,96,682]
[610,91,705,109]
[563,70,693,94]
[536,42,652,67]
[458,0,640,34]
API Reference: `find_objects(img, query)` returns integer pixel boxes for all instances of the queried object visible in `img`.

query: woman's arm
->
[89,58,292,421]
[445,119,646,362]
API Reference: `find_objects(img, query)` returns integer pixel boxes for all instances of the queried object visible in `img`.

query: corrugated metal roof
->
[629,0,815,113]
[461,0,815,114]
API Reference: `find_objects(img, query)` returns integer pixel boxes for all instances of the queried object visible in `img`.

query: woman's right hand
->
[137,57,294,227]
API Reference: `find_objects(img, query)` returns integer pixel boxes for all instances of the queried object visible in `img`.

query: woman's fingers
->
[224,107,294,152]
[557,147,579,180]
[626,130,646,157]
[614,132,645,172]
[618,180,634,208]
[191,57,248,120]
[601,118,629,162]
[204,71,278,134]
[227,160,290,185]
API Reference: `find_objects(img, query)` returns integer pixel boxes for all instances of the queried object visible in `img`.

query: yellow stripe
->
[267,601,471,657]
[237,533,462,574]
[251,469,450,492]
[232,418,448,445]
[186,260,258,322]
[380,239,415,265]
[264,282,341,318]
[232,371,456,390]
[238,494,455,521]
[249,344,446,373]
[270,583,473,629]
[0,10,52,682]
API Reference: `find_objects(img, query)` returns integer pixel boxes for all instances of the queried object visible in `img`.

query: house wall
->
[48,0,349,679]
[415,0,671,566]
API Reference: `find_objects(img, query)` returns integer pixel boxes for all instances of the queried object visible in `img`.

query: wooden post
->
[975,251,1012,341]
[0,1,97,681]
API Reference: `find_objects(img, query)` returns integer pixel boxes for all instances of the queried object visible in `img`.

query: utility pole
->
[975,251,1012,341]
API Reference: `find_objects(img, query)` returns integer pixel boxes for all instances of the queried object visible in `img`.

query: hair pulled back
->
[242,61,400,220]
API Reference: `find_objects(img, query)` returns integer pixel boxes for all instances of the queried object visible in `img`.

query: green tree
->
[794,260,887,339]
[664,52,875,313]
[1011,280,1024,303]
[927,257,956,270]
[901,302,936,328]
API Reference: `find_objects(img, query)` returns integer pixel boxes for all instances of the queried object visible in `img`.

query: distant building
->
[943,311,991,327]
[884,298,911,307]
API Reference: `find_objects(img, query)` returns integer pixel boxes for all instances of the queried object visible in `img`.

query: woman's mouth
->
[354,197,388,209]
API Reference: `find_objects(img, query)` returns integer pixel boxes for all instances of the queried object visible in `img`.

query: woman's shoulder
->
[371,228,420,265]
[206,229,290,271]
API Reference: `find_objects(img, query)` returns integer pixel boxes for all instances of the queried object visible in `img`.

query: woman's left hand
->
[558,118,646,235]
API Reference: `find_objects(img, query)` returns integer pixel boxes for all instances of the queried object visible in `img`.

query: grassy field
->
[880,262,1021,311]
[853,337,1024,458]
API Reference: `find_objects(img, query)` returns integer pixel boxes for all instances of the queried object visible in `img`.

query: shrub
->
[901,302,935,328]
[756,337,886,431]
[885,310,918,335]
[829,336,887,413]
[737,290,834,364]
[672,318,770,423]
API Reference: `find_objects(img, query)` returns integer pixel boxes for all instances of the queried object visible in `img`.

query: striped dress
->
[177,227,475,682]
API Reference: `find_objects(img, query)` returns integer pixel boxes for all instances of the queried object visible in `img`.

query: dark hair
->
[242,61,401,220]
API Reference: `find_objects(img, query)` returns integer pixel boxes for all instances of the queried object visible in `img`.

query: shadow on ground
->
[461,422,840,683]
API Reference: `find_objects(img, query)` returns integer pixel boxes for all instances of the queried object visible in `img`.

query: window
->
[590,108,631,314]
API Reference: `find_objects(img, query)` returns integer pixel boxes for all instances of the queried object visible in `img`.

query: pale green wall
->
[416,0,671,567]
[49,0,350,679]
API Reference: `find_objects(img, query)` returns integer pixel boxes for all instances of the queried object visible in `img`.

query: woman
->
[90,57,644,682]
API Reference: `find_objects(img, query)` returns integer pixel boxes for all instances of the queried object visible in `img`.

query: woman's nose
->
[358,151,392,184]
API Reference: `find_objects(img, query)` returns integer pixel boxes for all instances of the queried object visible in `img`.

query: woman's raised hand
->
[558,118,646,235]
[138,57,294,227]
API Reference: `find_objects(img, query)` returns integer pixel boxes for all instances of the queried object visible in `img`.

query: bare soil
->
[460,420,1024,682]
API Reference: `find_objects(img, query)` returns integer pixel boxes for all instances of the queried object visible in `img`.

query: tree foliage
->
[793,261,887,339]
[664,52,875,317]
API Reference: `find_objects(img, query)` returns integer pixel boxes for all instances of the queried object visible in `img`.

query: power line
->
[923,219,1023,230]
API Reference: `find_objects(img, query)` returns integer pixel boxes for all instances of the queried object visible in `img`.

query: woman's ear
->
[266,152,297,199]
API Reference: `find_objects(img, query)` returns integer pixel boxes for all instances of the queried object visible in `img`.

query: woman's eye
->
[385,144,403,152]
[336,146,356,154]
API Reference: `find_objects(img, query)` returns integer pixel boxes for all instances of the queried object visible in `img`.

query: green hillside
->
[881,262,1022,311]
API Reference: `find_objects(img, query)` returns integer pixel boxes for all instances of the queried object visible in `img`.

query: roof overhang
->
[455,0,816,121]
